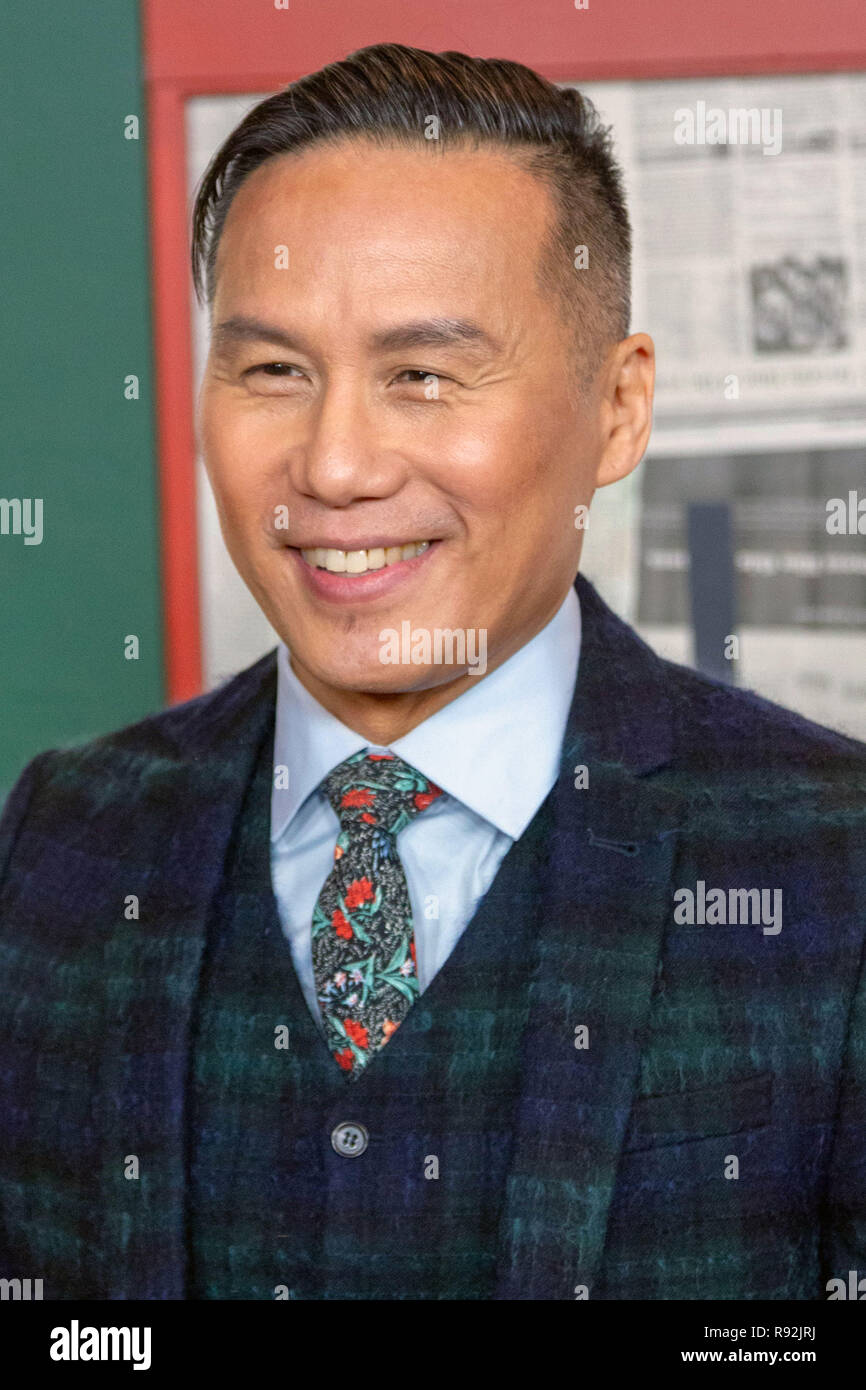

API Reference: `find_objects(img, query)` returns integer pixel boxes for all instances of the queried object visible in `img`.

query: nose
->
[292,374,405,507]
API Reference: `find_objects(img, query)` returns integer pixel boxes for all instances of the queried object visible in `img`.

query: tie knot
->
[321,751,443,836]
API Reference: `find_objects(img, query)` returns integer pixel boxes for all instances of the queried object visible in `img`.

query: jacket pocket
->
[623,1071,773,1152]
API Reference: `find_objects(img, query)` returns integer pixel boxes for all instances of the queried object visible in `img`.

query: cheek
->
[441,407,575,539]
[202,398,279,527]
[202,396,240,498]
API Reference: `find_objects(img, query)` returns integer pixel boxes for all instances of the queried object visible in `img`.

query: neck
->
[288,661,486,744]
[288,587,571,743]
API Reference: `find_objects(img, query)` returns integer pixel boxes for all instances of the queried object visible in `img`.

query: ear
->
[594,333,655,489]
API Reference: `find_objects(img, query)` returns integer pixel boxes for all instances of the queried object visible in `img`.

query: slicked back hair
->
[191,43,632,382]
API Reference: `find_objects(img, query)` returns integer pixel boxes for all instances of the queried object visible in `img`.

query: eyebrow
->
[370,317,500,357]
[211,316,301,356]
[211,314,501,359]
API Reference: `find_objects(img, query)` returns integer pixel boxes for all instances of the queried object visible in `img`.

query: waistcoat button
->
[331,1121,369,1157]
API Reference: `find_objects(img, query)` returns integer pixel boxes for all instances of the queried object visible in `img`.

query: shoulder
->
[0,650,278,866]
[576,575,866,789]
[652,652,866,845]
[659,650,866,773]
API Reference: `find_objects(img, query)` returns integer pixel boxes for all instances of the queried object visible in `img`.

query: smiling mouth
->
[297,540,432,575]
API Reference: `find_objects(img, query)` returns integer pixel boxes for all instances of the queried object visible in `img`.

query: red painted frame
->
[141,0,866,701]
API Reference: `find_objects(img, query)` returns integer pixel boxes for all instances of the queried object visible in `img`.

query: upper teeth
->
[300,541,431,574]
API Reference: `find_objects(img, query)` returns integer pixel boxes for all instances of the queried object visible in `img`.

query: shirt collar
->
[271,584,581,843]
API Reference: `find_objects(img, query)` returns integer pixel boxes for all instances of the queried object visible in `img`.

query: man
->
[1,43,864,1301]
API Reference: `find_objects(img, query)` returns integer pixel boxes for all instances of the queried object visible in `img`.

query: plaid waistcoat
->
[188,714,549,1299]
[1,576,866,1299]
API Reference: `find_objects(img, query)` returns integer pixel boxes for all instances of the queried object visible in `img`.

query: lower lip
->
[287,541,440,604]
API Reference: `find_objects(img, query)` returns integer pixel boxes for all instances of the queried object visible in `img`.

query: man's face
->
[200,138,604,696]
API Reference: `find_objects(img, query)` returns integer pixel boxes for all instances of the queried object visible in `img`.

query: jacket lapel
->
[494,575,682,1299]
[98,653,277,1299]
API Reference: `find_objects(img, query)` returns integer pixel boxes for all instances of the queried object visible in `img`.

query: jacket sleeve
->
[0,752,57,1273]
[822,889,866,1295]
[0,753,51,892]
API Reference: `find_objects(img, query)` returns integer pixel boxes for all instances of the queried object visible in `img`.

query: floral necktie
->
[312,750,443,1078]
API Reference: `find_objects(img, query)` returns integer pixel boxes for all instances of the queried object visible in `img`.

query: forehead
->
[212,138,557,313]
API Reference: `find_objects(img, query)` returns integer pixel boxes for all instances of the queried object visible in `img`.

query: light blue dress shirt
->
[270,585,581,1033]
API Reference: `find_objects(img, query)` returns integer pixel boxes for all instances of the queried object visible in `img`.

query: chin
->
[305,651,464,697]
[317,663,434,695]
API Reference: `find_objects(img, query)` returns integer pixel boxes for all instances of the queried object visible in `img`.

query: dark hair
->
[191,43,631,375]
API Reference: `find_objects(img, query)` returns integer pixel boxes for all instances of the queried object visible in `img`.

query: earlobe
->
[593,442,643,490]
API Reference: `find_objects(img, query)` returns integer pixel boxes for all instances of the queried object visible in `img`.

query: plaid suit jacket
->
[1,574,865,1300]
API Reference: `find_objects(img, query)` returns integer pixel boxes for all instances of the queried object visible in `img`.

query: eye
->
[248,362,305,377]
[392,369,448,385]
[242,362,309,393]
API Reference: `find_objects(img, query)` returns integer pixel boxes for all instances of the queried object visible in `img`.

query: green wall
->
[0,0,164,799]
